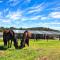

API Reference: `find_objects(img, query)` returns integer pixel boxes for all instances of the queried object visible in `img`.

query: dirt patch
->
[0,51,6,56]
[40,56,48,60]
[35,56,49,60]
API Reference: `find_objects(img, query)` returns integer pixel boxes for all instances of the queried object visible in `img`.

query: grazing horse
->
[20,30,31,48]
[3,29,18,49]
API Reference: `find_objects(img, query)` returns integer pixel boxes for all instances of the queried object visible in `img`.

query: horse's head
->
[23,31,32,38]
[27,31,32,38]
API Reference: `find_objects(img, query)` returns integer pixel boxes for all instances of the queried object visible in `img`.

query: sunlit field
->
[0,39,60,60]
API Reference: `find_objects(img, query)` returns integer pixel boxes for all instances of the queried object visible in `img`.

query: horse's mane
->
[3,29,14,36]
[3,29,9,33]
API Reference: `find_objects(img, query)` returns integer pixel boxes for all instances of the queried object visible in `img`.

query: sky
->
[0,0,60,30]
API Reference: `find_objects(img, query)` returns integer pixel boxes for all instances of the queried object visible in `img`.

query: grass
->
[0,39,60,60]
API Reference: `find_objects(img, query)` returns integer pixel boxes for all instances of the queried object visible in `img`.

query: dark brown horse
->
[3,29,18,49]
[20,30,31,48]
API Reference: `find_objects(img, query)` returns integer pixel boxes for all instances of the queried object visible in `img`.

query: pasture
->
[0,39,60,60]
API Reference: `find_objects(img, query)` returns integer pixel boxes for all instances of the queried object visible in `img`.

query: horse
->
[3,29,18,49]
[20,30,31,48]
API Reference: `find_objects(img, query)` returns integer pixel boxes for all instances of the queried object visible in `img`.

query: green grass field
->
[0,39,60,60]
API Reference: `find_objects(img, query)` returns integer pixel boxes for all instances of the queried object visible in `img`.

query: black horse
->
[3,29,18,49]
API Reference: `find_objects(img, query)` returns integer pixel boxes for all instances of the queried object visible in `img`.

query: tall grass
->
[0,39,60,60]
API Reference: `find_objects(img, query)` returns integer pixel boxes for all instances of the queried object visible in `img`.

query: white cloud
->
[29,16,41,20]
[27,8,42,14]
[3,8,9,12]
[7,0,31,7]
[6,11,22,20]
[0,0,3,3]
[49,12,60,18]
[43,22,60,24]
[26,0,31,2]
[47,7,60,11]
[37,22,60,25]
[50,27,60,30]
[0,8,10,19]
[7,0,20,6]
[10,13,22,20]
[41,17,48,20]
[25,2,46,14]
[20,15,43,21]
[21,17,28,21]
[2,20,11,23]
[4,10,43,21]
[24,0,31,3]
[0,12,3,18]
[32,22,60,28]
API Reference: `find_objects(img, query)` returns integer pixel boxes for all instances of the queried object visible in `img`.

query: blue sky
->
[0,0,60,30]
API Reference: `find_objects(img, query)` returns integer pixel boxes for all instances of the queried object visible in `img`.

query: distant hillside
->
[27,27,60,32]
[0,27,59,32]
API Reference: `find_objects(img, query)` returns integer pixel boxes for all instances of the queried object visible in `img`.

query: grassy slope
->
[0,39,60,60]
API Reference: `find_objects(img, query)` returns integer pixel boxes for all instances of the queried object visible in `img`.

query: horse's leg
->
[4,40,7,47]
[25,38,29,46]
[13,38,18,49]
[3,39,7,46]
[20,39,24,48]
[10,39,12,48]
[3,36,7,47]
[8,39,12,48]
[23,39,25,47]
[20,38,26,49]
[8,40,10,48]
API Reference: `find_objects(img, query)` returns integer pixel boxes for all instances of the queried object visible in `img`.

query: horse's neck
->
[4,30,13,36]
[9,30,14,36]
[4,30,10,33]
[23,32,28,38]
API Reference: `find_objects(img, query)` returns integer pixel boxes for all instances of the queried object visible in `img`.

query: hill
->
[27,27,60,32]
[0,27,59,32]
